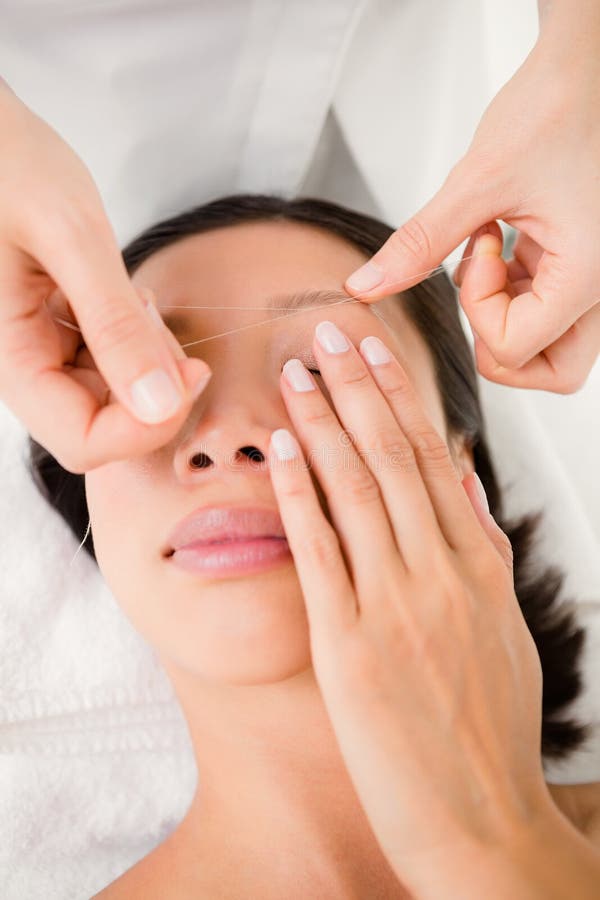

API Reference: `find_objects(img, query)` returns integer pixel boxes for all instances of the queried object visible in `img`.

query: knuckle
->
[86,306,146,356]
[277,478,309,501]
[339,366,371,390]
[300,527,340,569]
[302,405,334,427]
[411,428,452,471]
[339,635,380,688]
[390,216,433,263]
[472,543,509,583]
[369,426,410,458]
[342,468,380,505]
[45,200,110,247]
[51,443,87,475]
[382,377,413,408]
[554,371,587,395]
[491,345,529,369]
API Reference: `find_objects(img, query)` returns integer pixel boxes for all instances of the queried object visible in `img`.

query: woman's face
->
[85,220,463,685]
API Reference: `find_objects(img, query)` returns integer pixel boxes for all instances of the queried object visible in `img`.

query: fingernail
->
[271,428,299,460]
[473,472,490,513]
[474,234,502,257]
[191,369,212,399]
[283,358,316,392]
[360,335,392,365]
[145,296,165,329]
[346,261,384,293]
[130,368,183,423]
[315,320,350,354]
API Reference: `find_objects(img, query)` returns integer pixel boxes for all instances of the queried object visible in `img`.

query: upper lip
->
[165,506,287,554]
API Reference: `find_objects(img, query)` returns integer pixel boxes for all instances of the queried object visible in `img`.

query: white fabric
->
[0,1,599,897]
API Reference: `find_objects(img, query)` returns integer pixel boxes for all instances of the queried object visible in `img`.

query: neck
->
[160,661,411,898]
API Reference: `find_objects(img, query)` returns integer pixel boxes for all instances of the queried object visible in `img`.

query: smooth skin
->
[345,0,600,392]
[0,79,210,474]
[2,0,600,477]
[84,221,600,899]
[269,324,600,899]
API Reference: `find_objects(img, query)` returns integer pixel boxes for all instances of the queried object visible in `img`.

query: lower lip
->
[169,537,292,578]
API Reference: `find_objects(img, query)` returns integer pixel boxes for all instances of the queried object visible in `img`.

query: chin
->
[126,570,314,686]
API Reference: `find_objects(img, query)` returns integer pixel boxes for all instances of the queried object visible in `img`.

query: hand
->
[267,321,555,898]
[343,39,600,393]
[0,81,210,473]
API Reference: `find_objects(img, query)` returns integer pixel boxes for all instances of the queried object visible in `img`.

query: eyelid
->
[283,351,321,375]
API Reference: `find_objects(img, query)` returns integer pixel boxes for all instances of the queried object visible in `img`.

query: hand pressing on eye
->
[0,81,211,474]
[267,321,600,899]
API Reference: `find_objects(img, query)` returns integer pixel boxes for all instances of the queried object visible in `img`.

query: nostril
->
[189,451,213,469]
[239,445,265,463]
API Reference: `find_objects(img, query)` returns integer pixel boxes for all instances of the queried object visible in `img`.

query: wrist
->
[404,804,600,900]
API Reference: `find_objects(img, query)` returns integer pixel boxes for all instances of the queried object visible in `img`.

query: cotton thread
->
[69,517,92,567]
[52,252,470,559]
[50,254,475,348]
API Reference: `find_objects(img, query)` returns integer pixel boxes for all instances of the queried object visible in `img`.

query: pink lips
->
[165,506,292,578]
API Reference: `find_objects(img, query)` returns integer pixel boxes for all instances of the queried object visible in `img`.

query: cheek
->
[85,469,145,601]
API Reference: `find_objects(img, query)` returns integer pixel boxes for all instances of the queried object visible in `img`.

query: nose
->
[173,339,291,481]
[187,442,265,470]
[174,394,281,480]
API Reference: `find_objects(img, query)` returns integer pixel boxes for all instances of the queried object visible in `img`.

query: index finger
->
[28,209,193,425]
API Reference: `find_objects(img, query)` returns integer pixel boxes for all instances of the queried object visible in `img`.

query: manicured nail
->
[145,296,165,329]
[130,368,183,423]
[283,358,316,392]
[191,369,212,399]
[473,472,490,513]
[346,261,384,293]
[315,320,350,354]
[271,428,299,460]
[360,335,392,366]
[474,234,502,257]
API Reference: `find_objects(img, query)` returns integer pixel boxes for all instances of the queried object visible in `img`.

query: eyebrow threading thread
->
[50,253,477,347]
[55,253,468,557]
[69,517,91,567]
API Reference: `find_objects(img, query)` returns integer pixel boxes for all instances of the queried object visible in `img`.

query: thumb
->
[344,159,495,300]
[462,472,514,578]
[33,213,190,426]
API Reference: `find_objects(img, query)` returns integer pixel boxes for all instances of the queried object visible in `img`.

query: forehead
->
[131,220,368,308]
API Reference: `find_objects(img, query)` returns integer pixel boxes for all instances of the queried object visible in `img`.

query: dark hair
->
[28,193,589,762]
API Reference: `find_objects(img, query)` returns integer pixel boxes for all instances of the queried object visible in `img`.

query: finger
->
[279,356,400,588]
[267,427,357,640]
[473,301,600,393]
[5,352,210,474]
[461,233,595,369]
[512,231,544,277]
[452,236,476,288]
[462,472,514,577]
[27,208,194,425]
[454,221,502,288]
[357,334,492,559]
[344,157,494,300]
[309,320,440,569]
[0,257,211,472]
[44,286,82,360]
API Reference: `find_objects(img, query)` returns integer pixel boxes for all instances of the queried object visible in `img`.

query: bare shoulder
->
[547,781,600,845]
[90,834,226,899]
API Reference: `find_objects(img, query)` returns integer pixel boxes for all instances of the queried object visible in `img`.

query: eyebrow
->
[160,288,355,332]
